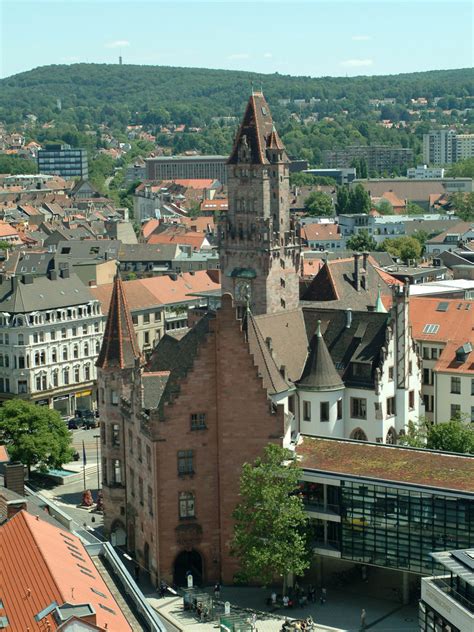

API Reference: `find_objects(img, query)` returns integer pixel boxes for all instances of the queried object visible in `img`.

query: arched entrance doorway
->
[110,520,126,547]
[350,428,368,441]
[173,549,203,587]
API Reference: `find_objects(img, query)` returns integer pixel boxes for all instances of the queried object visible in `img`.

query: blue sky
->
[1,1,472,79]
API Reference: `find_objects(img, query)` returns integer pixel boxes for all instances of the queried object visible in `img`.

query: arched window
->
[34,351,40,366]
[17,333,24,345]
[84,342,89,356]
[95,340,101,354]
[51,348,57,363]
[350,428,368,441]
[62,347,68,361]
[62,368,69,385]
[84,363,91,381]
[61,327,67,339]
[40,351,46,365]
[73,344,79,359]
[52,369,59,387]
[74,366,80,382]
[386,427,397,445]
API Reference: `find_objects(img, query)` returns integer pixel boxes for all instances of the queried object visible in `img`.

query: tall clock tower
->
[219,92,301,316]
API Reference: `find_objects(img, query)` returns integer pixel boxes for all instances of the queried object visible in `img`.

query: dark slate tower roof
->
[297,321,344,391]
[96,272,141,369]
[228,92,288,165]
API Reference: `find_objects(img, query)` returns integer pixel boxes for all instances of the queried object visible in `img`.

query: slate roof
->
[302,256,401,310]
[228,92,288,165]
[55,239,121,263]
[118,242,180,262]
[426,221,474,244]
[0,272,95,313]
[0,510,132,631]
[96,273,142,370]
[142,371,170,409]
[297,437,474,494]
[297,320,344,391]
[247,311,290,395]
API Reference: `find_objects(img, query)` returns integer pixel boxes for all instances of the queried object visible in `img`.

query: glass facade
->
[301,479,474,575]
[340,481,474,574]
[418,601,460,632]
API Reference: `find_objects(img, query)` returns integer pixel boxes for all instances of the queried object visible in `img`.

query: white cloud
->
[340,58,374,68]
[105,40,130,49]
[263,52,273,59]
[227,53,250,60]
[352,35,371,41]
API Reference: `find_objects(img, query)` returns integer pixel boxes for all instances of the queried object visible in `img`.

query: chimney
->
[362,251,369,270]
[60,267,70,279]
[48,269,57,281]
[353,253,361,291]
[4,462,25,497]
[345,308,353,329]
[11,276,18,291]
[22,274,34,285]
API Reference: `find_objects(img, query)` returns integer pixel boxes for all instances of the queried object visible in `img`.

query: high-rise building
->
[219,92,300,315]
[37,143,88,179]
[422,130,474,165]
[322,145,413,174]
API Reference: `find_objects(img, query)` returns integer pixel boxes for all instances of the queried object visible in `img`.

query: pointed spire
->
[375,287,387,313]
[228,92,288,165]
[297,321,344,391]
[97,271,142,370]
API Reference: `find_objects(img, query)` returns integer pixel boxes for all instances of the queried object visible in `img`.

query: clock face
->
[235,280,251,303]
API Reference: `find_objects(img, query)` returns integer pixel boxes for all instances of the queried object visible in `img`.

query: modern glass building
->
[297,437,474,596]
[37,143,88,179]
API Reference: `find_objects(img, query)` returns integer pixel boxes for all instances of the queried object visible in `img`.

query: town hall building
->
[97,94,422,587]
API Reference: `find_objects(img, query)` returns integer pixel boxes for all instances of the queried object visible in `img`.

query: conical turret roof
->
[96,271,142,369]
[297,321,344,391]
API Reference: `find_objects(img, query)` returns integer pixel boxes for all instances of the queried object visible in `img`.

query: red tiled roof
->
[435,340,474,375]
[142,218,160,239]
[297,437,474,493]
[301,223,341,242]
[0,221,19,238]
[147,231,207,249]
[0,510,132,631]
[409,297,474,343]
[301,258,323,278]
[162,178,216,189]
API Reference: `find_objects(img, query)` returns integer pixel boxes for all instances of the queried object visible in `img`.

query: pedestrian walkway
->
[146,585,419,632]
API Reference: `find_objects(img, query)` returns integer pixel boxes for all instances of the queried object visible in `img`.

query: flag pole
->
[82,439,87,491]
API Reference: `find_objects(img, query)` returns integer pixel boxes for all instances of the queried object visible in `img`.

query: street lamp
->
[93,434,100,492]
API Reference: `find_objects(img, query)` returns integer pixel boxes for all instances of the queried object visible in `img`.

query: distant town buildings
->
[423,129,474,165]
[304,167,356,184]
[37,143,89,178]
[323,145,414,174]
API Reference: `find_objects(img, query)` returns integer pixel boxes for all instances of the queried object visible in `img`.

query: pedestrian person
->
[214,582,221,600]
[271,590,277,606]
[282,595,289,607]
[320,587,327,604]
[360,608,367,629]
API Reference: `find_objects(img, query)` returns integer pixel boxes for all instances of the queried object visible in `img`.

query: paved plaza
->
[145,585,419,632]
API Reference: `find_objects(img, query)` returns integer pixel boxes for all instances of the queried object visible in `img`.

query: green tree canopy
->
[290,173,336,187]
[0,399,74,473]
[375,198,394,215]
[303,191,334,217]
[447,157,474,179]
[380,236,421,263]
[449,192,474,221]
[231,444,310,587]
[346,229,377,251]
[400,417,474,454]
[336,185,350,215]
[406,201,426,215]
[0,155,37,175]
[346,184,371,214]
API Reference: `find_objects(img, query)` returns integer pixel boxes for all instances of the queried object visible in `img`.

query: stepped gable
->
[297,320,344,391]
[246,310,290,395]
[146,311,215,414]
[96,271,141,369]
[228,92,288,165]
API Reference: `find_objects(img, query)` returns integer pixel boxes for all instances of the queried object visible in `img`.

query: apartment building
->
[322,145,414,174]
[145,155,227,183]
[0,269,104,416]
[423,130,474,166]
[37,143,88,178]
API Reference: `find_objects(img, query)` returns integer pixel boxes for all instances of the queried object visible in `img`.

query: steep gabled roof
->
[228,92,288,165]
[96,272,141,369]
[247,311,290,395]
[297,320,344,391]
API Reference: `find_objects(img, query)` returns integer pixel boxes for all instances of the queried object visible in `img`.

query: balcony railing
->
[303,500,340,516]
[430,577,474,614]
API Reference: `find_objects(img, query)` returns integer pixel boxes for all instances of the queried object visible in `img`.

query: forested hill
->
[1,63,472,126]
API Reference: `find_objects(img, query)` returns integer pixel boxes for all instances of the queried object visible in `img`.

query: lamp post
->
[93,434,100,492]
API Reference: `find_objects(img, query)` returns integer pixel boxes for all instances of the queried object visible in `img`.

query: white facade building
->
[423,130,456,165]
[407,165,445,179]
[0,269,105,416]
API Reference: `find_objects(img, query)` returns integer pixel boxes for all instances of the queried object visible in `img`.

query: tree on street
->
[231,444,310,588]
[399,416,474,454]
[304,191,334,217]
[380,236,421,263]
[347,229,377,251]
[0,399,74,474]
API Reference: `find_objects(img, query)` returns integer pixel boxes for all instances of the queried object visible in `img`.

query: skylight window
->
[423,324,440,334]
[436,302,449,312]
